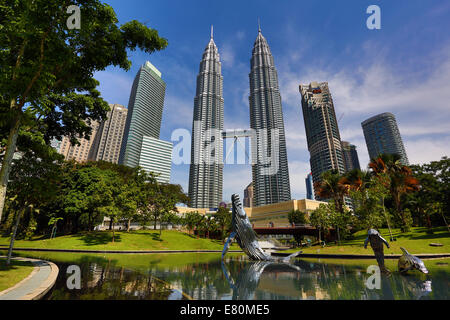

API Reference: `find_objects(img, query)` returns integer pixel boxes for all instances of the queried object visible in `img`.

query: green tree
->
[410,157,450,232]
[0,0,168,223]
[369,154,420,232]
[314,170,350,244]
[343,169,385,230]
[135,172,158,230]
[183,211,202,236]
[214,206,231,243]
[288,209,308,246]
[153,183,188,237]
[62,165,112,232]
[3,149,62,264]
[288,209,308,225]
[309,204,332,244]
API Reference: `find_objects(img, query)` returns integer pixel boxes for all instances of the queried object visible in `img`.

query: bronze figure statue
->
[364,229,391,274]
[398,247,429,274]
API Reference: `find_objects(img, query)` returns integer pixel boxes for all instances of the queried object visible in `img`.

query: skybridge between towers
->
[222,129,255,164]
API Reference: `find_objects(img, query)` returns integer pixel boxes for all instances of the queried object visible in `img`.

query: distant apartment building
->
[89,104,128,164]
[299,81,346,198]
[305,172,314,200]
[361,112,409,165]
[341,141,361,172]
[243,182,254,207]
[59,120,100,162]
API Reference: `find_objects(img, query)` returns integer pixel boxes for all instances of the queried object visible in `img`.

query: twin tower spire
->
[188,23,291,208]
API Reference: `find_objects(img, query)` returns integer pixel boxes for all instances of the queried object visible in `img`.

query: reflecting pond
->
[2,250,448,300]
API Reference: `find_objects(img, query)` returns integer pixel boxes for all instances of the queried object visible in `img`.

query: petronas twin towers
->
[188,26,291,208]
[188,29,224,208]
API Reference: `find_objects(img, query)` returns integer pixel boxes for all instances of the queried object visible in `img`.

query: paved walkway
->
[0,256,59,300]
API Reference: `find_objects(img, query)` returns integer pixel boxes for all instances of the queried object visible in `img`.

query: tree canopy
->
[0,0,168,222]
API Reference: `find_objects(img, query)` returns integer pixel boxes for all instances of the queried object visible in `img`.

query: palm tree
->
[314,170,350,244]
[369,154,420,232]
[341,169,373,195]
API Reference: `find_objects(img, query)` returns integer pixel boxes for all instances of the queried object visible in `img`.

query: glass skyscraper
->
[119,61,166,167]
[248,27,291,207]
[119,61,172,183]
[361,112,409,165]
[188,29,224,208]
[341,141,361,172]
[299,81,346,197]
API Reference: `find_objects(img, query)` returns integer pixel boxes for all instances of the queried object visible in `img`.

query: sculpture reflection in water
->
[220,194,303,299]
[221,260,301,300]
[222,194,302,262]
[364,273,432,300]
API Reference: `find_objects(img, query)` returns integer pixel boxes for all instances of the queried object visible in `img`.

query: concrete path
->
[0,256,59,300]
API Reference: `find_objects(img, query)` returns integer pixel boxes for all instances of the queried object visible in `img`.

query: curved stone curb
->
[272,252,450,259]
[0,256,59,300]
[0,246,242,254]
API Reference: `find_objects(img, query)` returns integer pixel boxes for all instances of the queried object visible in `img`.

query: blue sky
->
[95,0,450,203]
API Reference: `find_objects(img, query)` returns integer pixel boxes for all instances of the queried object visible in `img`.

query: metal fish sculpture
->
[398,247,429,274]
[222,194,301,262]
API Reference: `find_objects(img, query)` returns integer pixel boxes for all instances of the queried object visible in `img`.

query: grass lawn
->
[0,258,35,292]
[0,230,240,252]
[281,226,450,255]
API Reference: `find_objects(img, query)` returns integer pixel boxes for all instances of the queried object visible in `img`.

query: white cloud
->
[276,40,450,172]
[221,43,235,67]
[404,137,450,165]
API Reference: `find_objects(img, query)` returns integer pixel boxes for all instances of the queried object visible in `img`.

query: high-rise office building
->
[119,61,166,167]
[299,82,346,197]
[361,112,409,165]
[305,173,314,200]
[89,104,128,164]
[59,120,100,162]
[188,28,224,208]
[243,182,254,207]
[249,27,291,207]
[119,61,173,182]
[341,141,361,172]
[139,136,172,184]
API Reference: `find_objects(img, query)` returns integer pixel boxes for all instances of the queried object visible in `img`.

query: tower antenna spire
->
[211,25,213,39]
[258,17,261,33]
